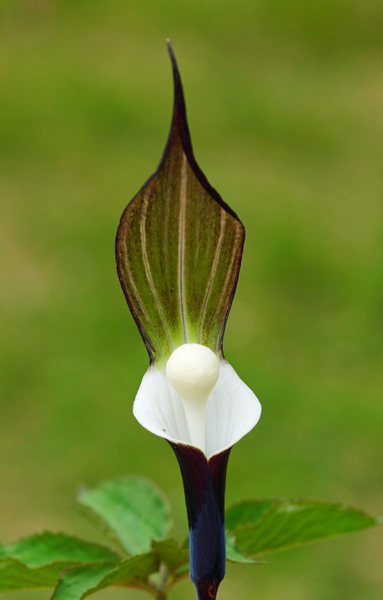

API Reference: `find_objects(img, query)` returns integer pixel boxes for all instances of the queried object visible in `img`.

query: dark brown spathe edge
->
[164,40,243,225]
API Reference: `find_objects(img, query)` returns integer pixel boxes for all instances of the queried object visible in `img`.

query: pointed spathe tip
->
[166,38,177,77]
[164,41,243,225]
[164,39,192,169]
[166,39,176,69]
[166,39,183,106]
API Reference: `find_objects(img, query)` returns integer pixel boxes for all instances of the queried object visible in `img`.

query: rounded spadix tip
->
[165,343,220,404]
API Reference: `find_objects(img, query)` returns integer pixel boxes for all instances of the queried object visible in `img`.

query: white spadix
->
[166,343,220,452]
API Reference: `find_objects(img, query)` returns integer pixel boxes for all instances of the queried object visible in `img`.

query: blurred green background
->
[1,0,383,598]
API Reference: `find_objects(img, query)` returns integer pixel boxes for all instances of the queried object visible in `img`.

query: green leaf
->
[151,539,189,572]
[51,563,115,600]
[0,533,120,592]
[0,558,66,592]
[51,552,159,600]
[226,500,274,531]
[6,532,120,567]
[225,532,258,564]
[116,42,245,365]
[226,498,381,557]
[76,477,170,556]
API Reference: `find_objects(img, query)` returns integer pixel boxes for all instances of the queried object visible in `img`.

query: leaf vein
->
[140,184,174,351]
[198,209,226,343]
[178,154,188,342]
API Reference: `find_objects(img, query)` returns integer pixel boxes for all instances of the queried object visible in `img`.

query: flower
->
[115,42,261,600]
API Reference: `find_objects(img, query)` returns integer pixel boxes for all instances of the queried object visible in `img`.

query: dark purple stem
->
[169,442,231,600]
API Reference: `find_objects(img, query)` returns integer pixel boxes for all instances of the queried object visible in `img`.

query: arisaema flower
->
[115,42,261,600]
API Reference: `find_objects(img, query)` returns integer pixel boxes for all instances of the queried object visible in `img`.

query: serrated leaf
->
[116,42,245,366]
[151,539,189,572]
[6,532,120,567]
[0,533,120,593]
[0,558,65,592]
[51,552,159,600]
[225,532,258,564]
[226,498,380,557]
[51,563,115,600]
[76,477,170,556]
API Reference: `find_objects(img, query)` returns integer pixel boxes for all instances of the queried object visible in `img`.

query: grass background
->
[1,0,383,598]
